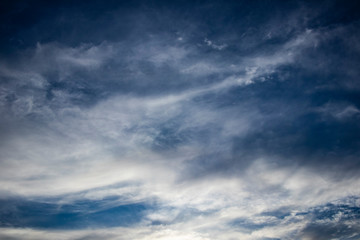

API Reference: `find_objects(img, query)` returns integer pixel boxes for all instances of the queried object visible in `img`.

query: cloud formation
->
[0,0,360,239]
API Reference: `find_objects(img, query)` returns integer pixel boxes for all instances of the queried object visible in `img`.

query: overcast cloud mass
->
[0,0,360,239]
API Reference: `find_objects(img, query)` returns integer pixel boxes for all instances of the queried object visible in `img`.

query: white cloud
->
[0,27,358,240]
[0,29,344,207]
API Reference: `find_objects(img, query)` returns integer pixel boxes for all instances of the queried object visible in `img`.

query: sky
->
[0,0,360,239]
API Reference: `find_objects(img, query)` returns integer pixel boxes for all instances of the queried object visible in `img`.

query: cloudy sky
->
[0,0,360,239]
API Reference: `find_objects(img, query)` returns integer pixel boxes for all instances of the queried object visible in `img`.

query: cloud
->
[315,102,360,120]
[0,1,359,239]
[204,38,227,50]
[0,197,358,239]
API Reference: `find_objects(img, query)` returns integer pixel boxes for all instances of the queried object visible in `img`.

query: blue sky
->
[0,0,360,239]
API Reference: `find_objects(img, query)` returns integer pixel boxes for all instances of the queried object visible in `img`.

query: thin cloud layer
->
[0,0,360,239]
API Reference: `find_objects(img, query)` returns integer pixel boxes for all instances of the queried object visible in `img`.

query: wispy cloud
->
[0,0,359,239]
[204,38,227,50]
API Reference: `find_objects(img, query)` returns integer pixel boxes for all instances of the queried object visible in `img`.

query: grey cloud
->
[315,102,360,120]
[204,38,227,50]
